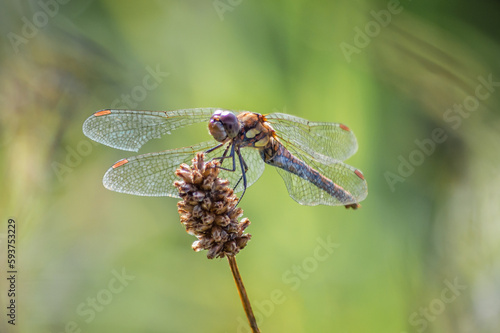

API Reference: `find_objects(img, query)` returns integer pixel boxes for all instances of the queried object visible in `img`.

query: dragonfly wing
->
[266,113,358,163]
[275,159,368,206]
[103,141,265,197]
[83,108,218,152]
[272,141,367,206]
[103,141,219,196]
[205,146,265,194]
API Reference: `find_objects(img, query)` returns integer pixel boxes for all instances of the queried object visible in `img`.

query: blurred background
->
[1,0,500,332]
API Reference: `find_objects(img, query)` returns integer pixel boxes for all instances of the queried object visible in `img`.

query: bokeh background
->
[1,1,500,332]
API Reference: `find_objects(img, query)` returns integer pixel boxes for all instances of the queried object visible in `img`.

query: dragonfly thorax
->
[208,110,241,142]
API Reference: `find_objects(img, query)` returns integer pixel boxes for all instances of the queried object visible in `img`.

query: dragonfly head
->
[208,110,240,142]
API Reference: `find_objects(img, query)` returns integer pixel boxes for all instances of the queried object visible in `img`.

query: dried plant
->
[173,153,252,259]
[174,153,259,332]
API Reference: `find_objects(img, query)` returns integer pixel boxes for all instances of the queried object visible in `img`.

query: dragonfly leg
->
[232,147,248,207]
[208,144,248,207]
[232,152,249,189]
[211,143,238,172]
[204,142,225,154]
[205,142,235,170]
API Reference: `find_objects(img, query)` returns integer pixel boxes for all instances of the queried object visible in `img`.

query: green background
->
[1,1,500,332]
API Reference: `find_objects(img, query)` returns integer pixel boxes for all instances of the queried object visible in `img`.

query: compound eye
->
[208,117,227,142]
[212,110,223,118]
[219,111,240,138]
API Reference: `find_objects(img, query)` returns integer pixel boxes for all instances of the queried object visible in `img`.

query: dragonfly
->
[83,108,367,208]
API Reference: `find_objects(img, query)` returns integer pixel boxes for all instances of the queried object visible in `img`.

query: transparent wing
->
[270,137,367,206]
[266,113,358,163]
[275,158,367,206]
[83,108,218,152]
[103,141,265,197]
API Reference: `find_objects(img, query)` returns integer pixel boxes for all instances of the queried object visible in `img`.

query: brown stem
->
[227,255,260,333]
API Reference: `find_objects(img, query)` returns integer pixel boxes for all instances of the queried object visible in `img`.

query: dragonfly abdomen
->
[261,141,358,205]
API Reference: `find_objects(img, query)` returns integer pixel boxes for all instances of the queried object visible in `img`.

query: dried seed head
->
[174,153,252,259]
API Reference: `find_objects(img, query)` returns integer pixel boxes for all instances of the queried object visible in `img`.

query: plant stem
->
[227,255,260,333]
